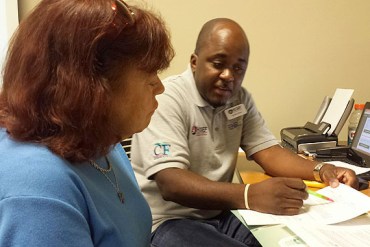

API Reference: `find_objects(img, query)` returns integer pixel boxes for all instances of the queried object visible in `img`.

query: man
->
[131,18,358,246]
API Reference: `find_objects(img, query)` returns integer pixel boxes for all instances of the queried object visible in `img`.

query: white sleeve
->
[131,90,191,179]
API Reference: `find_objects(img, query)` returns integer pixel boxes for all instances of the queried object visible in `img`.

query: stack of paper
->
[325,160,370,176]
[238,184,370,246]
[287,215,370,247]
[320,88,354,136]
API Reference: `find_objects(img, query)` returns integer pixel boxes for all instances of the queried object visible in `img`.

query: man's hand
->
[320,164,359,189]
[247,177,308,215]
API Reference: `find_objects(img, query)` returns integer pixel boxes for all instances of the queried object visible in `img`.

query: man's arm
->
[153,165,308,215]
[252,145,358,188]
[252,145,317,179]
[153,167,246,210]
[246,144,359,214]
[153,144,358,215]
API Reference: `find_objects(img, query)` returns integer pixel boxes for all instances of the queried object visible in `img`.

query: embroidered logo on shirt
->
[227,119,242,130]
[153,142,171,159]
[191,125,208,136]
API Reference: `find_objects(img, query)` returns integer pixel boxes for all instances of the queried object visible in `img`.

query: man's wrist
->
[313,162,329,182]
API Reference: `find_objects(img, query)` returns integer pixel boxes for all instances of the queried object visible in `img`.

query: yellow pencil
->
[303,180,326,189]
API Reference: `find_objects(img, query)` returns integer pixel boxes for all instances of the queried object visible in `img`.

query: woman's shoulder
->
[0,136,85,205]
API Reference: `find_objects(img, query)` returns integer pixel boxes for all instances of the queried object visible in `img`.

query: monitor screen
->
[351,102,370,160]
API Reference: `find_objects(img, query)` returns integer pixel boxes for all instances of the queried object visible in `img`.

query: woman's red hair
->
[0,0,174,162]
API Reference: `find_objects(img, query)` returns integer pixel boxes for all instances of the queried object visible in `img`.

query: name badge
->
[224,104,247,120]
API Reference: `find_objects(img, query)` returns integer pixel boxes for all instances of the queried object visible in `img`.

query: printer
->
[281,95,354,153]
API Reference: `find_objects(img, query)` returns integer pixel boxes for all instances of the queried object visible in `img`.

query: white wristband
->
[244,184,250,209]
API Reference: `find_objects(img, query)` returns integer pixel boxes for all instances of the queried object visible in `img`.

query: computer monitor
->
[350,102,370,167]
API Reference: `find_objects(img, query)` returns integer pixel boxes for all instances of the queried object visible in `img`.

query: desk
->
[236,149,370,196]
[236,169,370,247]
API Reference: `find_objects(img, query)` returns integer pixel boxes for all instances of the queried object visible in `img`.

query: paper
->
[238,183,370,225]
[287,214,370,247]
[321,88,354,135]
[325,160,370,175]
[278,236,308,247]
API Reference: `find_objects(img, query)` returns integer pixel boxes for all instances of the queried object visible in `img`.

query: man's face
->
[191,27,249,108]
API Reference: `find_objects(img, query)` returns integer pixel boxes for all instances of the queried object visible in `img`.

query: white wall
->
[18,0,370,142]
[0,0,19,85]
[145,0,370,142]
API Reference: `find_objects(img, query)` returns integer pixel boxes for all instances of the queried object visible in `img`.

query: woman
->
[0,0,174,246]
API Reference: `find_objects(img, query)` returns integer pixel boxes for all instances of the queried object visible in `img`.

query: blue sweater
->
[0,129,151,246]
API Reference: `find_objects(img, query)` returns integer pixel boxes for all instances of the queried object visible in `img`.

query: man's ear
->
[190,53,197,72]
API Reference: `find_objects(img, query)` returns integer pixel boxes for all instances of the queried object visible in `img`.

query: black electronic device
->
[281,97,354,153]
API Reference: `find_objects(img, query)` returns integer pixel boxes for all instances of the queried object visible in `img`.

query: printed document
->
[287,214,370,247]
